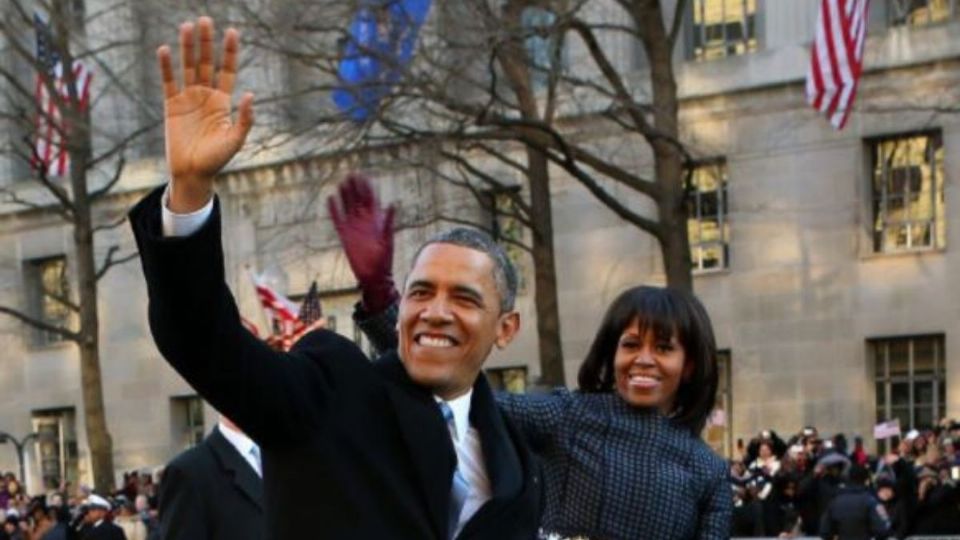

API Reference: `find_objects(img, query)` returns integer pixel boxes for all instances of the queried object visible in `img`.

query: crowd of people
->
[0,470,159,540]
[729,419,960,538]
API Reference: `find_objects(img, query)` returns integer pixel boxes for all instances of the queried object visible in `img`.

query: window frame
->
[170,395,206,450]
[867,130,945,254]
[686,158,730,273]
[887,0,956,27]
[486,366,528,394]
[690,0,759,61]
[23,255,71,347]
[872,334,947,452]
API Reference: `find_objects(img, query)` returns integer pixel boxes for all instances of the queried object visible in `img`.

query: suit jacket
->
[158,426,264,540]
[129,187,542,539]
[79,521,126,540]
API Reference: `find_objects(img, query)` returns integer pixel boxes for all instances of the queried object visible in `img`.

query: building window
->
[888,0,955,26]
[522,7,565,87]
[869,132,945,253]
[692,0,758,61]
[171,396,205,450]
[24,256,70,346]
[705,350,732,457]
[686,160,729,271]
[486,366,527,394]
[32,408,79,491]
[873,335,946,450]
[484,186,527,293]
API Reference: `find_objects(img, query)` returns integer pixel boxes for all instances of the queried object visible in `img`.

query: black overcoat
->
[129,187,542,539]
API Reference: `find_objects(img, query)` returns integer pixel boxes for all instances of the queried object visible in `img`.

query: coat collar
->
[207,425,264,511]
[373,352,525,538]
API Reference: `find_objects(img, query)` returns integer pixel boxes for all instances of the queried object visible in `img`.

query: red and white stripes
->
[806,0,870,130]
[33,60,92,177]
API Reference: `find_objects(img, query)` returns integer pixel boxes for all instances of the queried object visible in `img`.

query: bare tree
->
[230,0,697,386]
[0,0,158,493]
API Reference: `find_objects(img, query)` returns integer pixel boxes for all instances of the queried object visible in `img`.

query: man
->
[130,16,541,539]
[818,465,889,540]
[77,495,126,540]
[157,417,263,540]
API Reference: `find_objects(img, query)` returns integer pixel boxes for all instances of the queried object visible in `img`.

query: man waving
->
[131,16,541,539]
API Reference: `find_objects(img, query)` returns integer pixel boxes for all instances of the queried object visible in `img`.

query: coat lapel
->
[458,374,525,538]
[207,426,264,512]
[375,353,455,539]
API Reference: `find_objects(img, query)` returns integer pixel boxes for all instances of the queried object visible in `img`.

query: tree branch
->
[95,246,138,281]
[0,305,79,342]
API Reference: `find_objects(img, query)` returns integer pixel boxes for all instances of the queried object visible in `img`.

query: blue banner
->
[333,0,432,122]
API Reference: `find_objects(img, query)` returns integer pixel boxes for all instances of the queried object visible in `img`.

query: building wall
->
[0,1,958,490]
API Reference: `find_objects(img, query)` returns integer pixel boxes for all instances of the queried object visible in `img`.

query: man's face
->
[398,243,519,399]
[85,508,106,524]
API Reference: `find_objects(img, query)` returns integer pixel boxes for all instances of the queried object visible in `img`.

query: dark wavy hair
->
[577,285,719,435]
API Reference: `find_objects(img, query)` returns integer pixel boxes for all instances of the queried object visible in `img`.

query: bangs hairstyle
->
[577,285,719,435]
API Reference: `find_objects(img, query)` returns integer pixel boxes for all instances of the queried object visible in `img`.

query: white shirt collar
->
[435,389,472,442]
[218,420,261,476]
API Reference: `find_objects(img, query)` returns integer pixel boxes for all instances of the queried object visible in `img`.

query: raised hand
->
[157,17,254,213]
[327,175,398,313]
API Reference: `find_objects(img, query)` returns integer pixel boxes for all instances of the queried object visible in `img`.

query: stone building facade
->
[0,0,958,490]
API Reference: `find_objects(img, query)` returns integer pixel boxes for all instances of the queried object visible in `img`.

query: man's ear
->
[495,311,520,349]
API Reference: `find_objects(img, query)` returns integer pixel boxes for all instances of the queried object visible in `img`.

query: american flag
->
[805,0,870,130]
[250,271,304,350]
[298,281,324,326]
[250,272,328,351]
[32,12,93,177]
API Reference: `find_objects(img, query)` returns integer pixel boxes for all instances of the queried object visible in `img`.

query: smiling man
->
[130,16,541,540]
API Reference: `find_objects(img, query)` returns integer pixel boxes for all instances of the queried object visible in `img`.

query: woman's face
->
[613,318,688,413]
[759,443,773,460]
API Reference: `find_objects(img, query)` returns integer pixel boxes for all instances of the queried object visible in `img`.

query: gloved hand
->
[327,174,398,313]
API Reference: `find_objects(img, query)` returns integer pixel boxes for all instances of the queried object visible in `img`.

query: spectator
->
[912,466,960,536]
[819,464,889,540]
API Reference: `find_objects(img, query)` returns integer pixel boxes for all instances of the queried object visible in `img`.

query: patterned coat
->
[499,389,731,540]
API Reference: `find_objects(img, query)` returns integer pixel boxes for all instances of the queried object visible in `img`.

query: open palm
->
[166,87,241,181]
[157,17,252,211]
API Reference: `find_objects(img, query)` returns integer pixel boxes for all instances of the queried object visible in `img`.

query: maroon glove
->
[327,174,399,313]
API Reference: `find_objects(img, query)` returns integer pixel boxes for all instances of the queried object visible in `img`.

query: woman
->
[492,286,730,539]
[330,176,731,539]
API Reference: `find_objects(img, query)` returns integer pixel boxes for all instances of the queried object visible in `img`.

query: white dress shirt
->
[218,420,262,478]
[161,186,214,237]
[436,390,491,537]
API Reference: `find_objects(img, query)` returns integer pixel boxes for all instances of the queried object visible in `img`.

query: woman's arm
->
[696,461,734,540]
[495,389,574,451]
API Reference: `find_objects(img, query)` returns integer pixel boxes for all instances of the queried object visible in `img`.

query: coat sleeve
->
[696,460,734,540]
[157,462,206,540]
[494,389,574,451]
[129,187,359,445]
[818,502,835,539]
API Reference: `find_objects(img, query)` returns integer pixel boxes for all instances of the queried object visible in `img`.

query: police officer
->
[819,464,890,540]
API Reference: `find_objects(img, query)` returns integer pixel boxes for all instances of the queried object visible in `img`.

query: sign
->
[873,419,901,440]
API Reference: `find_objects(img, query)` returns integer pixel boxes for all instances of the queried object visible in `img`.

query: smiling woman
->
[492,286,728,540]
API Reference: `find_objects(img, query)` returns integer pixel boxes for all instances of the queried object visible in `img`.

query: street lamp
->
[0,431,41,486]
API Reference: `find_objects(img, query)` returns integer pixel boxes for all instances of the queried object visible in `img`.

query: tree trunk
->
[643,0,692,292]
[526,146,565,386]
[69,107,115,496]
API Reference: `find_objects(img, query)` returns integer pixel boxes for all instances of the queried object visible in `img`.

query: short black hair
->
[410,227,518,312]
[577,285,719,435]
[848,464,870,485]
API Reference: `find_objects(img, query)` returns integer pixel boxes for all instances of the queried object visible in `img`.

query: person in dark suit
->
[131,16,541,539]
[77,496,126,540]
[158,419,263,540]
